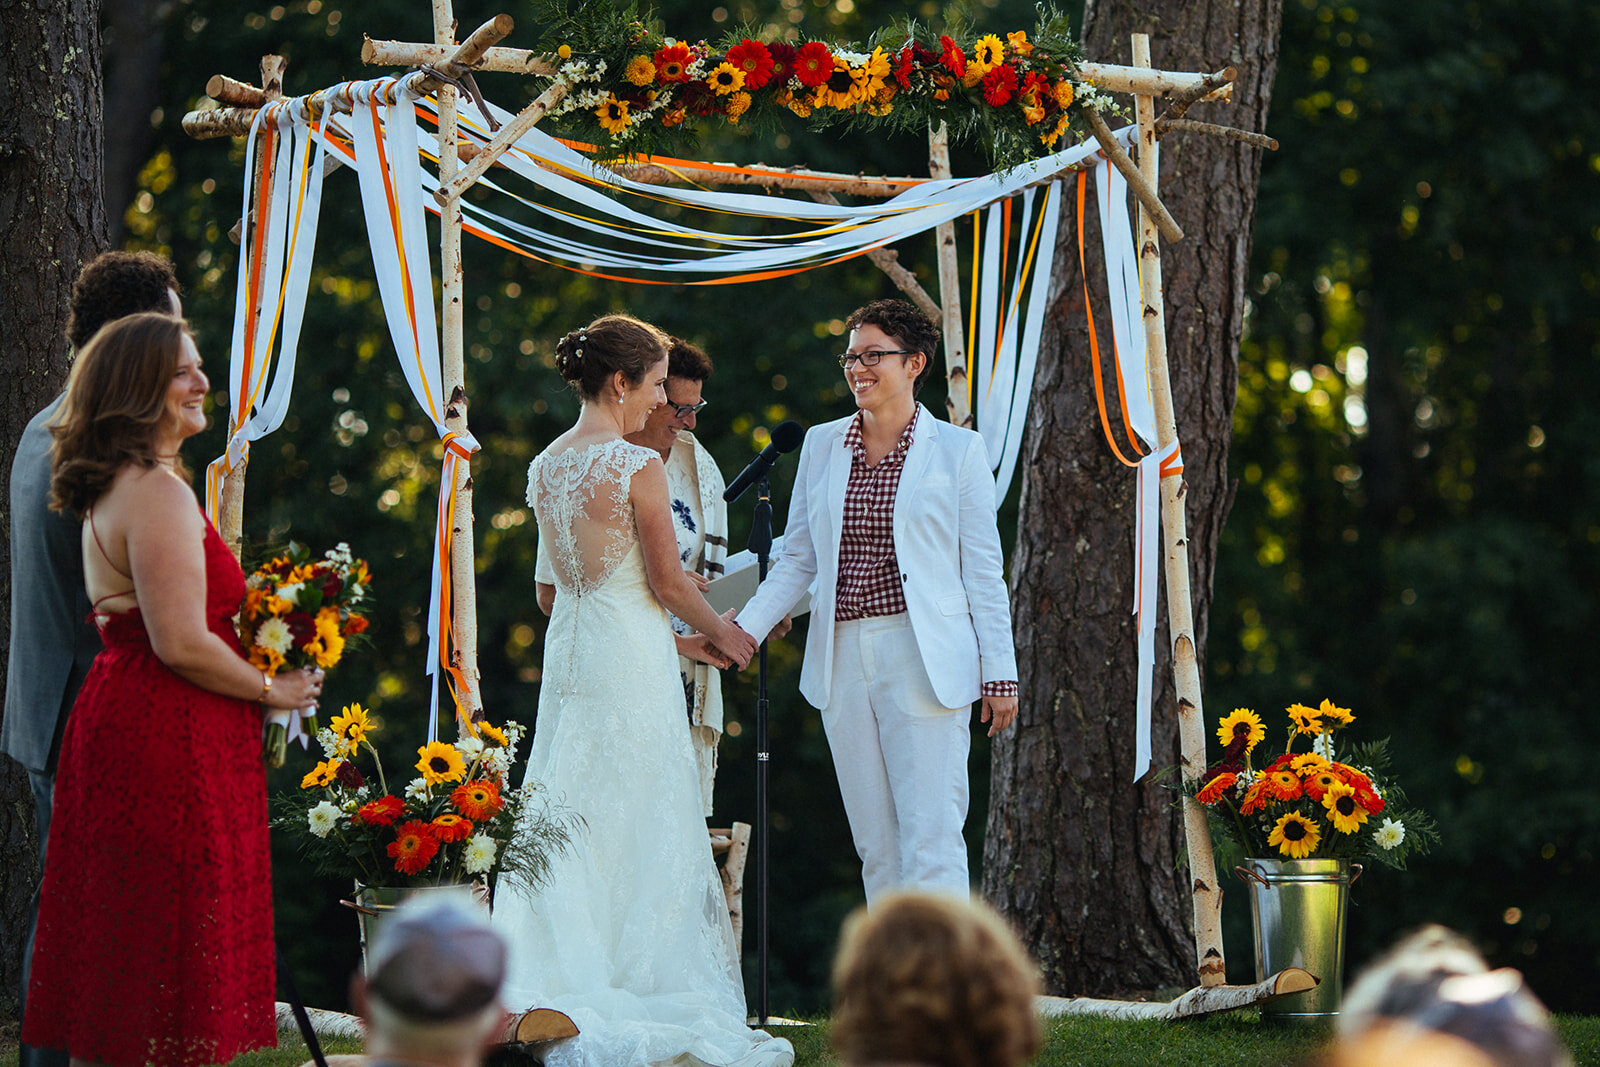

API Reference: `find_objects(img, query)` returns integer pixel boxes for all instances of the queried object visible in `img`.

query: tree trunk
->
[0,0,107,1017]
[982,0,1281,995]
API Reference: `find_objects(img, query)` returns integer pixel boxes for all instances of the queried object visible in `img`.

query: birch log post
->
[218,54,286,561]
[431,0,486,730]
[1131,32,1225,988]
[927,123,972,427]
[1035,967,1316,1019]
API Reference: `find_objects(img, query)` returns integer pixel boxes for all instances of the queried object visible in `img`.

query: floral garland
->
[523,2,1111,169]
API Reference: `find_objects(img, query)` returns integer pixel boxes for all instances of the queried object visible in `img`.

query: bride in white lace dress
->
[494,315,793,1067]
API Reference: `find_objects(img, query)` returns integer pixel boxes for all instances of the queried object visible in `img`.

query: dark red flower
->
[681,81,719,116]
[767,42,797,83]
[285,612,317,645]
[321,574,343,599]
[335,761,365,789]
[894,46,915,89]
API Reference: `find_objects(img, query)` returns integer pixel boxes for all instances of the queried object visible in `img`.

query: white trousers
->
[823,613,971,905]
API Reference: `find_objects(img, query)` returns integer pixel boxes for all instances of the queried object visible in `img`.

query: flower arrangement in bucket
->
[271,703,579,896]
[1191,699,1437,867]
[238,542,372,767]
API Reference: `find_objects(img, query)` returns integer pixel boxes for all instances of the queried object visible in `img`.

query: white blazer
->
[738,404,1018,710]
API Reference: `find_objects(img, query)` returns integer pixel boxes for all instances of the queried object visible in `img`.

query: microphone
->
[723,420,804,502]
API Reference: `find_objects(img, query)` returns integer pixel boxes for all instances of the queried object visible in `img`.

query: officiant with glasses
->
[536,337,787,816]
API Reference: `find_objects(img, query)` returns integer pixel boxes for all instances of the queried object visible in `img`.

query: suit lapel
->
[893,404,939,537]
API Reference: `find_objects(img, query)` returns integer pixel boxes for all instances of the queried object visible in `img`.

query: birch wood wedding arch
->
[179,0,1294,1016]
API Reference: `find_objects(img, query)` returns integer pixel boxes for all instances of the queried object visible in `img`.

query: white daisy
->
[316,726,343,759]
[276,582,304,605]
[463,833,499,874]
[481,748,512,779]
[456,736,486,760]
[1375,818,1405,850]
[405,776,432,801]
[256,617,294,656]
[308,800,341,838]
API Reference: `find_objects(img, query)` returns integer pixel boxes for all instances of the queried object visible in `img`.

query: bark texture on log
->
[0,0,108,1017]
[981,0,1281,996]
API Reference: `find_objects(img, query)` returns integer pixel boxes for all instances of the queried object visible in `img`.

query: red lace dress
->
[23,513,276,1067]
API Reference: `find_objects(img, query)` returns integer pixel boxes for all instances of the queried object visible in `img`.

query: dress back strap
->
[86,507,136,608]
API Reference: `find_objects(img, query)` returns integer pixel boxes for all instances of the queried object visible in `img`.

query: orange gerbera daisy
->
[1238,777,1269,815]
[1302,766,1347,802]
[1263,768,1304,801]
[430,814,474,842]
[451,779,504,821]
[1196,771,1237,806]
[654,42,692,83]
[387,820,440,875]
[357,795,405,826]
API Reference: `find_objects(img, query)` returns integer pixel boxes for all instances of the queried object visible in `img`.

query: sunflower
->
[451,779,504,820]
[971,34,1006,72]
[1321,780,1369,834]
[1196,771,1237,805]
[1290,752,1330,775]
[357,795,405,826]
[1302,766,1346,802]
[430,813,474,843]
[1268,812,1322,859]
[707,62,746,96]
[595,95,631,135]
[624,55,657,86]
[387,820,441,875]
[1318,698,1355,727]
[1287,702,1322,736]
[815,60,863,109]
[1263,768,1303,801]
[478,720,508,747]
[654,42,693,83]
[416,741,467,785]
[1215,708,1266,755]
[1040,111,1070,148]
[300,759,343,790]
[330,702,373,753]
[794,42,833,88]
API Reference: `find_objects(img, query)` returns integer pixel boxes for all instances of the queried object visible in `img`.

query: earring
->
[618,394,625,404]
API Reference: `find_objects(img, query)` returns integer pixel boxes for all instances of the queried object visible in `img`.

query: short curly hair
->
[67,251,181,351]
[666,337,714,382]
[844,298,940,396]
[830,893,1041,1067]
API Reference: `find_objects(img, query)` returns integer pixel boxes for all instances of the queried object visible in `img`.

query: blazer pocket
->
[938,593,971,616]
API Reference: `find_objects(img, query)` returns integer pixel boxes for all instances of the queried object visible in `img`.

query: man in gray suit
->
[2,251,181,1067]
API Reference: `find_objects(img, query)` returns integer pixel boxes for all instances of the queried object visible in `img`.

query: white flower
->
[256,617,294,655]
[277,582,304,604]
[482,748,512,778]
[834,48,869,64]
[1313,733,1336,760]
[308,801,341,837]
[405,776,432,801]
[316,726,343,759]
[456,736,486,760]
[1375,818,1406,850]
[502,720,526,747]
[463,833,499,874]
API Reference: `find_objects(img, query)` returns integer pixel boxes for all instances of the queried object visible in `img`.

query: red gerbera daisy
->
[430,814,474,843]
[894,45,916,89]
[451,779,504,821]
[387,820,440,875]
[767,42,797,83]
[938,35,966,77]
[794,42,833,88]
[725,39,775,90]
[982,64,1018,106]
[654,42,693,83]
[1342,768,1386,813]
[1238,778,1269,815]
[357,795,405,826]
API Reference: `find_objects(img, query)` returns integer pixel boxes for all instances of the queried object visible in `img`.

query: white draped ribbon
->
[347,79,481,744]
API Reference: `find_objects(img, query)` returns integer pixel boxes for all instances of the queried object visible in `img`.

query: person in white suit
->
[734,299,1018,903]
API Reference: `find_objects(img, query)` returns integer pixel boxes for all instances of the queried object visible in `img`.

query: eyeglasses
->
[837,349,917,369]
[667,398,709,419]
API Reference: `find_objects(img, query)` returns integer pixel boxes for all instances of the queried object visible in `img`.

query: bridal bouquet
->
[272,703,579,893]
[238,542,371,767]
[1189,699,1437,869]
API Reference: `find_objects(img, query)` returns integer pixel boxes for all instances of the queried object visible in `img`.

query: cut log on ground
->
[275,1001,365,1041]
[1035,968,1318,1020]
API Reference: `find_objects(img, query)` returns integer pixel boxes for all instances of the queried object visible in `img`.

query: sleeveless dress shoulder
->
[23,510,276,1067]
[496,439,792,1067]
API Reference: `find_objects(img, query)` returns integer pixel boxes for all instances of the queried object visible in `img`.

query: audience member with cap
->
[1320,924,1572,1067]
[350,893,509,1067]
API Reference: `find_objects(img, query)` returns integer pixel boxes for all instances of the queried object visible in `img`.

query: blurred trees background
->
[2,0,1597,1022]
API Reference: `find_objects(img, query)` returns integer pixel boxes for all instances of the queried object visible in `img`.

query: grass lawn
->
[5,1012,1598,1065]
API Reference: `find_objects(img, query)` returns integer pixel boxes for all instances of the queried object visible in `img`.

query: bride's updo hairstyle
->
[553,314,669,400]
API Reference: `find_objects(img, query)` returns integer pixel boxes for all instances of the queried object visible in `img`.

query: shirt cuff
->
[981,680,1019,698]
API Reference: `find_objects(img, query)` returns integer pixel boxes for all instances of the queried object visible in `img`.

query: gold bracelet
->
[260,670,273,703]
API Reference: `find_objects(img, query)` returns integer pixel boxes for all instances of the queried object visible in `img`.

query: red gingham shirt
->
[834,409,1017,699]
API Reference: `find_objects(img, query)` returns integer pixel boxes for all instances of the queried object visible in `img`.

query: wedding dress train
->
[494,439,792,1067]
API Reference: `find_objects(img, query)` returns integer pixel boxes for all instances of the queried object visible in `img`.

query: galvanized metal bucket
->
[1237,858,1361,1023]
[344,883,488,972]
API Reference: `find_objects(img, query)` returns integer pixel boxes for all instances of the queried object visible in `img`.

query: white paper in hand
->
[705,535,813,618]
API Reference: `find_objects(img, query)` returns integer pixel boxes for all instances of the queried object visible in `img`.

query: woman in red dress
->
[22,312,323,1067]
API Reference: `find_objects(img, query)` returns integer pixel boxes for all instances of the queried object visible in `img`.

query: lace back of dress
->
[529,440,655,597]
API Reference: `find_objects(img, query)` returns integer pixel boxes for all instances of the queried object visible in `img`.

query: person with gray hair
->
[350,893,509,1067]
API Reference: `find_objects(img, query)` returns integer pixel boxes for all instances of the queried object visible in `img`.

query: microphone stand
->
[747,474,773,1026]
